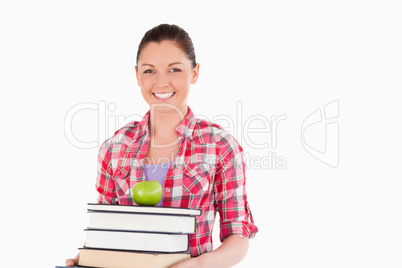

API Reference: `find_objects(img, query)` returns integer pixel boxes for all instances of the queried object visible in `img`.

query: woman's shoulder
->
[114,120,140,136]
[195,117,224,133]
[194,118,238,145]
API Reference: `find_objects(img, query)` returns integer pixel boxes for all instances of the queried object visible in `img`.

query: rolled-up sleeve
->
[214,133,259,242]
[95,138,117,204]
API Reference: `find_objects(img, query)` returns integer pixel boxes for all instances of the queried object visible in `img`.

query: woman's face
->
[135,40,199,115]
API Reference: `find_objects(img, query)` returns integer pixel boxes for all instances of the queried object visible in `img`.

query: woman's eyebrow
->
[168,62,183,66]
[141,63,155,67]
[141,62,183,67]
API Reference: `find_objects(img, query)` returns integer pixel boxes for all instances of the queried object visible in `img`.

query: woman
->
[66,24,258,268]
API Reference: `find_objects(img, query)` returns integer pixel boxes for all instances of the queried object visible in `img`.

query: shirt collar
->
[175,106,196,139]
[135,106,197,141]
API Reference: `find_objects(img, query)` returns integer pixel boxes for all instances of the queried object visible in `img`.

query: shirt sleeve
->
[214,132,259,242]
[95,138,117,204]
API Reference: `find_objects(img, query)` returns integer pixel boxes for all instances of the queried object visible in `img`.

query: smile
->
[153,92,175,100]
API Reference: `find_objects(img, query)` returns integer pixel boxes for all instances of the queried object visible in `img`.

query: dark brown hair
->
[136,24,197,68]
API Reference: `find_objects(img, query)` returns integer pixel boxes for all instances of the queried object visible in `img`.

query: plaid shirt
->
[96,106,258,256]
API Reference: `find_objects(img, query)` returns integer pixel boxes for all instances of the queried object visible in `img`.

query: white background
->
[1,1,401,267]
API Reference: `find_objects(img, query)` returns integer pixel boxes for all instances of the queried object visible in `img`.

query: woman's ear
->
[191,63,200,84]
[135,66,140,86]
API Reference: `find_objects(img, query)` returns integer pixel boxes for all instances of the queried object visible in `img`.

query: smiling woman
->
[135,40,199,115]
[65,24,258,268]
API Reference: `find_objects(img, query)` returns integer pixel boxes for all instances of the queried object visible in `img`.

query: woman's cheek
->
[173,75,191,90]
[140,78,154,91]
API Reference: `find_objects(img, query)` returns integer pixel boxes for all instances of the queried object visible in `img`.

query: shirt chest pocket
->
[182,163,211,196]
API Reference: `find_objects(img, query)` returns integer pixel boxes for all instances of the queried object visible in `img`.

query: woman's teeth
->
[154,92,175,99]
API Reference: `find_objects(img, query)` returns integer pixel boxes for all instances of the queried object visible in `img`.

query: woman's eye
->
[144,70,154,74]
[170,68,181,73]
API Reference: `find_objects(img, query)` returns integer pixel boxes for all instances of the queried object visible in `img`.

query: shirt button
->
[165,188,171,193]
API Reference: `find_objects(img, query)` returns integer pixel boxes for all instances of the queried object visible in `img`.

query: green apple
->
[133,180,163,206]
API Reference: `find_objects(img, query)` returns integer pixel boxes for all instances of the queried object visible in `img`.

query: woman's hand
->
[65,252,80,267]
[64,258,78,267]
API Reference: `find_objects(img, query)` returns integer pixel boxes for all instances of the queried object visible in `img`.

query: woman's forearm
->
[171,235,249,268]
[197,235,249,268]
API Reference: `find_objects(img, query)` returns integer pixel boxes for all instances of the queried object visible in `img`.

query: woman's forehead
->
[138,41,189,64]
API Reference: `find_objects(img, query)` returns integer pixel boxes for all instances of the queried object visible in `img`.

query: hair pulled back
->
[136,24,197,68]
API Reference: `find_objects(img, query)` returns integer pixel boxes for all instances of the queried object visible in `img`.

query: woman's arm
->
[171,235,249,268]
[176,133,256,267]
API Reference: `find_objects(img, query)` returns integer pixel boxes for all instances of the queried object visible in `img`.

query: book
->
[88,210,197,234]
[78,248,190,268]
[55,266,88,268]
[87,203,201,216]
[55,267,88,268]
[85,229,189,253]
[55,203,200,267]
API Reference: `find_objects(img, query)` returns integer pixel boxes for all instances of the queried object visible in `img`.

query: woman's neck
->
[148,106,188,141]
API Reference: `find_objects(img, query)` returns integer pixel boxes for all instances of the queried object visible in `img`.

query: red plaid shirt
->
[96,106,258,256]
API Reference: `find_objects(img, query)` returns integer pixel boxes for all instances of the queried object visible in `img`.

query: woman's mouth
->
[153,92,175,101]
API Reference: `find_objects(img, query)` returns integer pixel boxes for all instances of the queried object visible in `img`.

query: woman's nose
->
[155,73,169,88]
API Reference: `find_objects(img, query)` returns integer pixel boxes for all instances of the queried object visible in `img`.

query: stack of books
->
[59,203,201,268]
